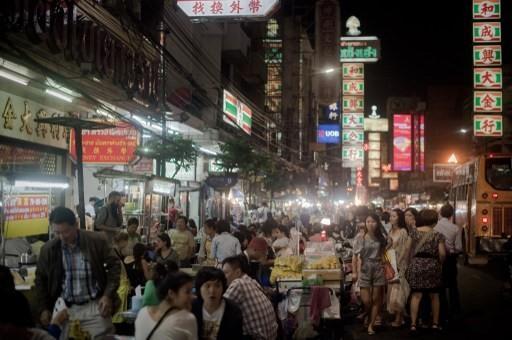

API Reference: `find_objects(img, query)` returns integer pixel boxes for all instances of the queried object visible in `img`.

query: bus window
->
[485,157,512,191]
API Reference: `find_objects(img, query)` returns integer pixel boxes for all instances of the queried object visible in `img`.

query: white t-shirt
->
[202,300,226,340]
[135,307,198,340]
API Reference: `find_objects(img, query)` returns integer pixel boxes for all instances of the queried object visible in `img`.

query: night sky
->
[336,0,512,115]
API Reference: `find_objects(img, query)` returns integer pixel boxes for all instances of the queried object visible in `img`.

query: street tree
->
[137,135,198,179]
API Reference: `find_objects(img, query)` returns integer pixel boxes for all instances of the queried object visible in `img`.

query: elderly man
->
[222,255,278,340]
[36,207,121,339]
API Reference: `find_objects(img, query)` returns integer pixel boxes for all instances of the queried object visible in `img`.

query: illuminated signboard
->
[433,163,458,183]
[342,146,364,168]
[320,102,340,122]
[393,114,412,171]
[342,96,364,113]
[473,45,502,66]
[474,91,502,112]
[317,124,341,144]
[342,63,364,79]
[474,114,503,136]
[473,0,501,20]
[223,90,252,135]
[474,68,502,89]
[342,112,364,129]
[177,0,280,19]
[340,37,381,62]
[342,79,364,95]
[473,22,501,43]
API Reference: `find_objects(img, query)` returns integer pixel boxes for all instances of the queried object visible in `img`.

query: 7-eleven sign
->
[239,103,252,135]
[473,22,501,43]
[342,96,364,112]
[473,0,501,20]
[342,63,364,79]
[474,45,502,66]
[223,89,252,135]
[474,68,502,89]
[474,91,502,112]
[474,114,503,137]
[342,79,364,95]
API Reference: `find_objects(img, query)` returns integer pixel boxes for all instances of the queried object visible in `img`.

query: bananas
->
[305,255,340,270]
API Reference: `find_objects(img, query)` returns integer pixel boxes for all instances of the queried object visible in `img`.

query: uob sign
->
[317,124,341,144]
[6,0,160,105]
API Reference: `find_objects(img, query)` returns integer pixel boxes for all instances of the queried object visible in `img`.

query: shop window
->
[0,144,62,175]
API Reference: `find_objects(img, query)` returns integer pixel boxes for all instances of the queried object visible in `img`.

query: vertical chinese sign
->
[472,0,503,137]
[393,114,412,171]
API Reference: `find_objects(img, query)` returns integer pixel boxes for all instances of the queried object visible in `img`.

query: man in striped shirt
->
[222,255,278,340]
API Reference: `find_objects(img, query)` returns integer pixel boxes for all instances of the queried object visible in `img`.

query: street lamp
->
[459,128,468,134]
[448,153,458,164]
[323,67,335,74]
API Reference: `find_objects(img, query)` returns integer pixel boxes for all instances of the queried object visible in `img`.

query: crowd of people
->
[349,205,462,336]
[0,190,464,339]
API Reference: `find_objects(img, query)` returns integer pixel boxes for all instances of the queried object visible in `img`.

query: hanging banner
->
[474,68,502,89]
[473,22,501,43]
[4,194,49,238]
[393,114,412,171]
[176,0,280,19]
[474,91,502,112]
[70,122,140,164]
[342,63,364,79]
[342,112,364,129]
[474,114,503,136]
[473,45,502,66]
[342,79,364,95]
[342,96,364,113]
[473,0,501,20]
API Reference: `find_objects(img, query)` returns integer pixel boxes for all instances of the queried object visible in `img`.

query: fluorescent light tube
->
[46,89,73,103]
[14,180,69,189]
[0,69,29,86]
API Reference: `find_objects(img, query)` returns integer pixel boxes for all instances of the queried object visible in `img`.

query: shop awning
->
[93,168,148,181]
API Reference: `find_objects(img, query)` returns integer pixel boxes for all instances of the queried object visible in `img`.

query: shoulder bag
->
[146,306,176,340]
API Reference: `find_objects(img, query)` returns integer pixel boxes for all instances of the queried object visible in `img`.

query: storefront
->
[0,89,70,268]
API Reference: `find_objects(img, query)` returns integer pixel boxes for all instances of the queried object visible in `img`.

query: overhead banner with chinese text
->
[70,122,140,164]
[177,0,280,19]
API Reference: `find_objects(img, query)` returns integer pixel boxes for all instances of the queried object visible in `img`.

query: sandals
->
[391,321,405,328]
[367,327,376,336]
[432,324,442,332]
[410,324,418,333]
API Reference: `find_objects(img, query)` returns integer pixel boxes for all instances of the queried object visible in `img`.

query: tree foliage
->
[136,135,198,179]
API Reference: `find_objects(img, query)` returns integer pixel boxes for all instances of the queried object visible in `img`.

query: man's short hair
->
[176,215,188,223]
[440,204,454,219]
[222,255,249,274]
[108,191,122,200]
[49,207,76,226]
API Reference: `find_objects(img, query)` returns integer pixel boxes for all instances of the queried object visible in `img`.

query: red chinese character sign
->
[342,79,364,95]
[70,122,140,164]
[474,91,502,112]
[177,0,279,19]
[473,22,501,43]
[474,114,503,137]
[473,0,500,20]
[474,68,502,89]
[342,63,364,79]
[473,45,502,66]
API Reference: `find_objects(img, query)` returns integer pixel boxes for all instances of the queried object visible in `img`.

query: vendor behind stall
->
[94,191,123,243]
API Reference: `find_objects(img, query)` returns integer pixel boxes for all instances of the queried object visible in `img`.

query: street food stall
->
[144,176,179,243]
[94,168,147,225]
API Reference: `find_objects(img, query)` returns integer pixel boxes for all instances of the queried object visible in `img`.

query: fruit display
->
[270,256,304,283]
[305,255,340,270]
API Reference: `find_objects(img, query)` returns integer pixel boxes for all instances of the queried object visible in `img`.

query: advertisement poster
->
[4,194,49,238]
[393,114,412,171]
[70,122,140,164]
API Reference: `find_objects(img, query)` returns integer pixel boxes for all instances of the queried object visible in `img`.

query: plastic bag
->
[350,281,360,305]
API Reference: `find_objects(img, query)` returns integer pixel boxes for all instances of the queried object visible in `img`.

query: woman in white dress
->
[135,271,197,340]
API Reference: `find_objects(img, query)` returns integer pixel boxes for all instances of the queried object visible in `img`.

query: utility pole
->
[158,20,168,177]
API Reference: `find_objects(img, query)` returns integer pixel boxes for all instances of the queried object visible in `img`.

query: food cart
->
[273,240,344,338]
[144,176,179,243]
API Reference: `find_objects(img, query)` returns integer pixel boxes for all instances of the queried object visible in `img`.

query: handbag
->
[383,252,396,281]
